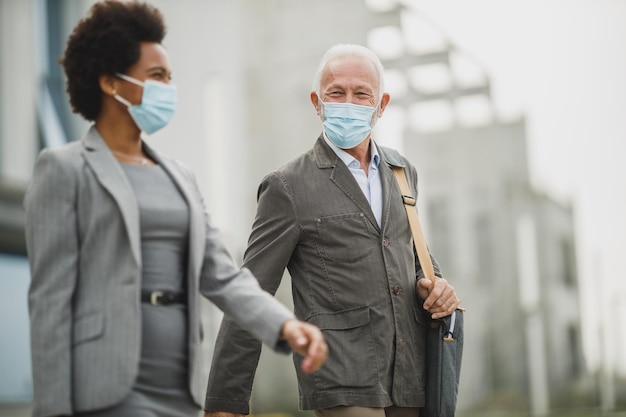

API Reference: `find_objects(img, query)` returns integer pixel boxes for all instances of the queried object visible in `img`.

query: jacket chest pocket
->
[315,212,377,263]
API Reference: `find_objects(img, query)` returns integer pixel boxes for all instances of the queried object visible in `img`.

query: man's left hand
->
[281,319,328,374]
[418,277,461,319]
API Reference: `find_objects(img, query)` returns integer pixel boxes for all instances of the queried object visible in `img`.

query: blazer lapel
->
[81,126,142,267]
[314,136,380,232]
[378,151,396,234]
[149,148,205,280]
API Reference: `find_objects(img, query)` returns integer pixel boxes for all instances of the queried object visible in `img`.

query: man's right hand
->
[204,412,245,417]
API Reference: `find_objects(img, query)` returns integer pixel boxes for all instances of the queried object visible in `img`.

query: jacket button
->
[393,285,401,295]
[383,237,390,247]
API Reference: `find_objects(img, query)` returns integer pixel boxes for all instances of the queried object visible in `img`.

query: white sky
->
[385,0,626,373]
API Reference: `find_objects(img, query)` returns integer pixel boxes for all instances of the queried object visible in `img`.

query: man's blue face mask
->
[318,94,380,149]
[114,73,177,135]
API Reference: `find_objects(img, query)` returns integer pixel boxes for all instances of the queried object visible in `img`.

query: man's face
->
[319,55,379,108]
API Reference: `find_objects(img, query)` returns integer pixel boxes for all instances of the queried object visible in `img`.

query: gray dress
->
[75,163,200,417]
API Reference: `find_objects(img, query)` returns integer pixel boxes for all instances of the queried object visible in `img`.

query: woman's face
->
[116,41,172,106]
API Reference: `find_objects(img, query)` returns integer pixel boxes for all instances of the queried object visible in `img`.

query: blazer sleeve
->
[205,171,301,414]
[24,149,78,417]
[189,164,294,350]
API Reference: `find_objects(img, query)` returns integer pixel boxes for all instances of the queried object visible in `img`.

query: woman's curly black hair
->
[60,0,166,121]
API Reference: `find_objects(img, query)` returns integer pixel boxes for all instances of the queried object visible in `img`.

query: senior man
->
[204,44,461,417]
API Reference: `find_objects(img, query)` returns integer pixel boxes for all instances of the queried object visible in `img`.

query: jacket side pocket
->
[72,312,104,346]
[307,306,379,391]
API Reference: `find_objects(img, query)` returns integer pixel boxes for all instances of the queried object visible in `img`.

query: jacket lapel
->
[81,126,142,267]
[149,148,205,280]
[81,127,204,299]
[314,136,380,232]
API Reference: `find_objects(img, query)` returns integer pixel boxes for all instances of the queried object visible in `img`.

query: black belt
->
[141,290,186,306]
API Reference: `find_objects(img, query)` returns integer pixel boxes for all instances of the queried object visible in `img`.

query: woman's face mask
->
[114,73,177,134]
[318,94,380,149]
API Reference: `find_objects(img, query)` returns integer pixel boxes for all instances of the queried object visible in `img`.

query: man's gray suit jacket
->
[205,135,441,413]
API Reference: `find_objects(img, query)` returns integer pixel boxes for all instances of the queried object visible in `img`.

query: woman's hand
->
[280,319,328,373]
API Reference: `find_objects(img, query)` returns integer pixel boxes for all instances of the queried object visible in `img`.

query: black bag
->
[424,309,464,417]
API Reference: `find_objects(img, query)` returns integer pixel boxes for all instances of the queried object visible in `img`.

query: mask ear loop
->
[316,93,326,120]
[369,99,383,128]
[113,92,133,108]
[116,72,144,87]
[113,73,143,107]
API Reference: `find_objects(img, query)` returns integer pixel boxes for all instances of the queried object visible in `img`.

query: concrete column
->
[0,0,39,183]
[517,214,550,416]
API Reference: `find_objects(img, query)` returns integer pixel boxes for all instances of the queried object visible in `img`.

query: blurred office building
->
[366,2,586,414]
[0,0,600,415]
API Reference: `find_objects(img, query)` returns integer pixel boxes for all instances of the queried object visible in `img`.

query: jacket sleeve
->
[204,171,301,414]
[24,149,78,417]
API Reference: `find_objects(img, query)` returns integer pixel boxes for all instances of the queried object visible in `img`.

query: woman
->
[24,2,326,417]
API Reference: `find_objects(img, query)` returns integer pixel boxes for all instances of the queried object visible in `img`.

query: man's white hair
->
[312,44,386,100]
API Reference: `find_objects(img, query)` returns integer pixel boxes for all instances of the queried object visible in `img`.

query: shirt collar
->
[323,132,380,169]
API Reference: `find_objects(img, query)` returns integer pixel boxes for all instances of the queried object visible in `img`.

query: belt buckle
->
[150,290,164,306]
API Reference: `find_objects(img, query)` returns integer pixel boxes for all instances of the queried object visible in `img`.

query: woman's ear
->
[99,74,118,96]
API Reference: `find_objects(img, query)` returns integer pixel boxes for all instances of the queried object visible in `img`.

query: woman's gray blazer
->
[24,126,293,417]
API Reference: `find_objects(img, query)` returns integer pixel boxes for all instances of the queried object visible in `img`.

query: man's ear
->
[310,91,321,116]
[378,92,391,117]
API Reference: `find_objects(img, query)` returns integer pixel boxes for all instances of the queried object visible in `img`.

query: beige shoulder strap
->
[391,166,436,289]
[392,166,465,323]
